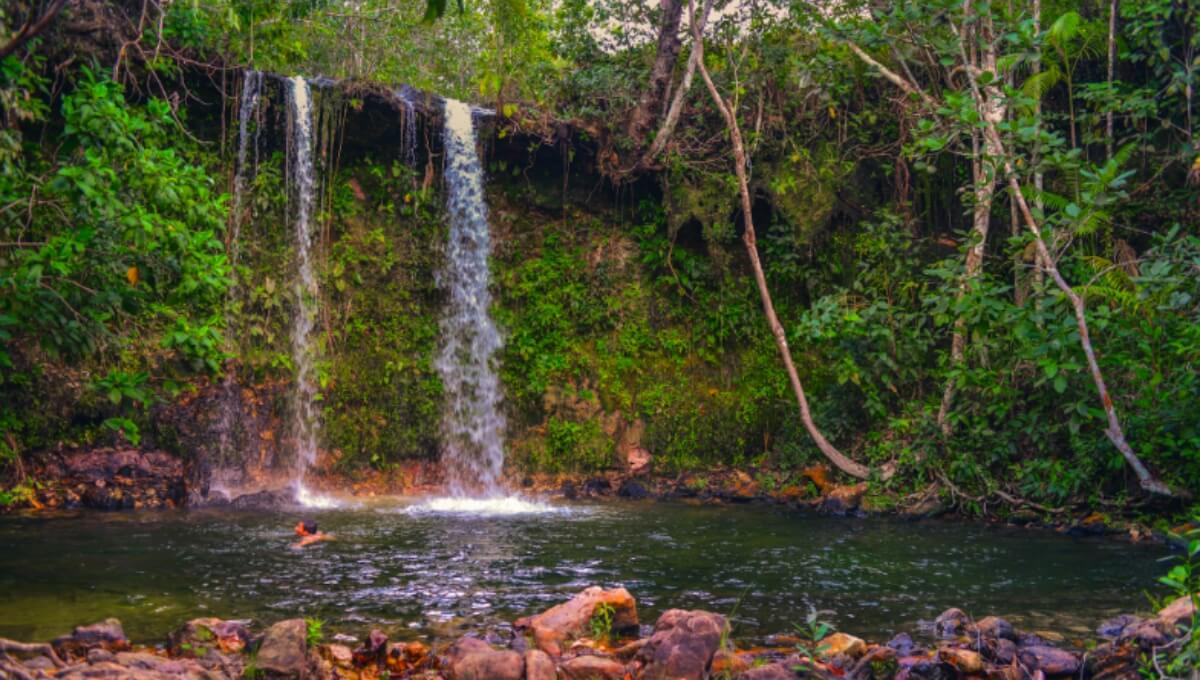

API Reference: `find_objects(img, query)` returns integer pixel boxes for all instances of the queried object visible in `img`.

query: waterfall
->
[285,76,327,505]
[399,90,418,168]
[436,98,507,498]
[206,70,264,503]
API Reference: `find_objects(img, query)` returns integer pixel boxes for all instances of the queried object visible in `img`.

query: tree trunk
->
[625,0,686,151]
[639,0,713,168]
[1106,0,1118,161]
[689,0,878,481]
[937,15,1006,434]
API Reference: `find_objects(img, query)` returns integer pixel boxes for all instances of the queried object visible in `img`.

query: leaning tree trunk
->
[625,0,686,151]
[689,0,878,481]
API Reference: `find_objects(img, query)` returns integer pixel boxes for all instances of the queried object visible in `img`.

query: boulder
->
[1017,645,1079,676]
[972,616,1016,641]
[938,647,983,673]
[40,448,186,510]
[560,655,625,680]
[636,609,728,680]
[352,629,388,666]
[817,632,865,660]
[982,638,1016,665]
[442,637,523,680]
[1097,614,1140,639]
[170,618,250,656]
[820,483,867,514]
[514,587,639,656]
[326,644,354,668]
[54,618,130,656]
[1158,594,1196,627]
[738,659,804,680]
[256,619,310,678]
[933,608,969,638]
[524,649,557,680]
[229,488,295,510]
[886,632,917,657]
[617,479,651,500]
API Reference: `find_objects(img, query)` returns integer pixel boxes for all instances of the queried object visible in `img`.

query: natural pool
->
[0,499,1171,645]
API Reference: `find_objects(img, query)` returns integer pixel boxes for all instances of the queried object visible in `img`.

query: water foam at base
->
[405,496,562,516]
[295,483,347,510]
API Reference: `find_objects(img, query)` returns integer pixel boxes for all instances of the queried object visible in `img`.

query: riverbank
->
[0,586,1193,679]
[3,445,1185,549]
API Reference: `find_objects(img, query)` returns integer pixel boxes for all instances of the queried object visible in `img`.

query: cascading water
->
[285,76,336,508]
[398,89,418,168]
[436,98,508,499]
[206,70,264,502]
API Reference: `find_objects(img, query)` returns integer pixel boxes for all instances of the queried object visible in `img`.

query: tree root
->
[935,471,1067,516]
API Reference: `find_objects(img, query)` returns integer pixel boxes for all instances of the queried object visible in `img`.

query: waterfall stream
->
[285,76,333,508]
[435,98,508,499]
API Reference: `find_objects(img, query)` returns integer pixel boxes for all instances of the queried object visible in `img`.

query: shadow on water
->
[0,500,1171,644]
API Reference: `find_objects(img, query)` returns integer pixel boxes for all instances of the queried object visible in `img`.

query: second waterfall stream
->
[413,98,553,515]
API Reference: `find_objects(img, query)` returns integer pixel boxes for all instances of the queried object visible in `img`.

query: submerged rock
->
[514,586,639,656]
[636,609,728,680]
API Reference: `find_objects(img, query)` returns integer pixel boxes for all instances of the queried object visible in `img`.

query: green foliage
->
[1147,519,1200,675]
[1,61,229,459]
[588,601,615,642]
[304,617,324,647]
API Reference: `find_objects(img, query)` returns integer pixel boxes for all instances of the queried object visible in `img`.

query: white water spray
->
[435,99,508,498]
[285,76,333,508]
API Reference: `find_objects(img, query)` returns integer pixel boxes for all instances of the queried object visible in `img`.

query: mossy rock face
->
[759,145,853,245]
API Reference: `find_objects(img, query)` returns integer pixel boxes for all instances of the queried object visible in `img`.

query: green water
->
[0,500,1170,645]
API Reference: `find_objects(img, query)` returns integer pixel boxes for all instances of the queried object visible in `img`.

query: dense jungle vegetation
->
[1,0,1199,519]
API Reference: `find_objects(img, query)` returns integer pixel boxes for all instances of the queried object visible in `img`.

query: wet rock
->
[617,479,650,500]
[1119,618,1173,649]
[171,618,250,656]
[443,637,523,680]
[325,644,354,668]
[562,481,578,500]
[560,654,625,680]
[1086,642,1140,680]
[256,619,310,678]
[514,586,639,656]
[352,629,388,666]
[1158,594,1196,627]
[1097,614,1140,639]
[582,478,612,496]
[229,488,295,510]
[938,647,983,673]
[737,659,804,680]
[38,448,186,510]
[886,632,917,657]
[818,632,865,660]
[820,483,867,515]
[933,608,969,638]
[524,649,557,680]
[385,641,431,674]
[982,638,1016,665]
[1017,645,1079,676]
[54,618,130,656]
[896,655,956,680]
[86,649,115,664]
[636,609,728,680]
[710,650,750,676]
[972,616,1016,641]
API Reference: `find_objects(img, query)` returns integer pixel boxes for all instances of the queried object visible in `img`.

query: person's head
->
[294,519,318,536]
